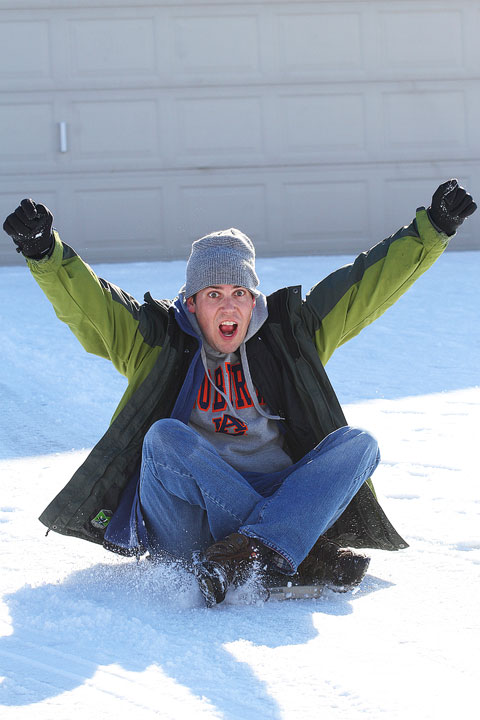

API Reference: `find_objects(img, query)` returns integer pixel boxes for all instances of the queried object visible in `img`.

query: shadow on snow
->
[0,560,393,717]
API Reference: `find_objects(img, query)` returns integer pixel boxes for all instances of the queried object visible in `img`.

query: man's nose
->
[221,295,237,309]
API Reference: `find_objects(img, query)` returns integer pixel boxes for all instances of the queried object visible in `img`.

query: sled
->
[265,583,324,601]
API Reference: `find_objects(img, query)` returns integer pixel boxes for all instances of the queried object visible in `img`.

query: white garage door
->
[1,1,479,266]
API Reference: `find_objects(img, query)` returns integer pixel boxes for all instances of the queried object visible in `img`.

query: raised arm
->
[3,199,163,379]
[302,180,476,365]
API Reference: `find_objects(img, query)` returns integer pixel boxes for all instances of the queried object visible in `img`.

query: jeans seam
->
[142,456,195,481]
[352,458,380,484]
[203,489,246,523]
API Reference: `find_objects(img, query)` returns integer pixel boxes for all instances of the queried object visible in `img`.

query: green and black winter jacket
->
[29,209,448,554]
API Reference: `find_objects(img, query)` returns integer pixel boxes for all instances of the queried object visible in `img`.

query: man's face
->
[186,284,256,353]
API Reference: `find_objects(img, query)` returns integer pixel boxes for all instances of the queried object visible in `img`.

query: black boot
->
[296,536,370,590]
[193,533,269,607]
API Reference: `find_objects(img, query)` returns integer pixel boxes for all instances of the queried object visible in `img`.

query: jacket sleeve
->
[27,232,161,378]
[302,208,449,365]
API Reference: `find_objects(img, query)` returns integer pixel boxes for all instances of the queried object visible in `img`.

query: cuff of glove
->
[19,232,55,260]
[426,209,455,236]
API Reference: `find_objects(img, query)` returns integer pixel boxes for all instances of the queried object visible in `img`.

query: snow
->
[1,248,479,719]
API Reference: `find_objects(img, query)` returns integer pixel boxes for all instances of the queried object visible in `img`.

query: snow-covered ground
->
[1,247,479,719]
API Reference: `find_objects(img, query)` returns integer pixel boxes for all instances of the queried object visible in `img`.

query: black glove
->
[428,179,477,236]
[3,198,54,258]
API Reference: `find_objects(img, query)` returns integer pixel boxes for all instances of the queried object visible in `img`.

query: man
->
[3,180,476,606]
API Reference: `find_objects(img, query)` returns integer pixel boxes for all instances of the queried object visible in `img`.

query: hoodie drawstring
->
[200,344,241,419]
[239,343,284,421]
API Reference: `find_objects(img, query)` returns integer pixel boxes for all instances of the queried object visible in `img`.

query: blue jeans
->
[139,419,380,574]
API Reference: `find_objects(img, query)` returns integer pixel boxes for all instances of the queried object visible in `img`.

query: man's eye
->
[235,290,245,296]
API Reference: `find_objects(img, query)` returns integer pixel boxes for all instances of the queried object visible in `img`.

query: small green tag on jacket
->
[91,509,113,530]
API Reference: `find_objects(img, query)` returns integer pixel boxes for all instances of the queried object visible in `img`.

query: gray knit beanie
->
[183,228,260,298]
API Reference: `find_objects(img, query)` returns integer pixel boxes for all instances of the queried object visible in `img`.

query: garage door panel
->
[278,93,366,156]
[276,10,364,74]
[175,96,264,158]
[0,102,55,161]
[74,187,164,259]
[469,7,480,70]
[68,17,157,77]
[178,183,267,254]
[379,9,464,71]
[171,14,261,75]
[0,20,52,79]
[281,180,370,252]
[73,100,160,158]
[383,90,467,152]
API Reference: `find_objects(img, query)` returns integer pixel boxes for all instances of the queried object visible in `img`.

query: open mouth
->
[219,321,238,338]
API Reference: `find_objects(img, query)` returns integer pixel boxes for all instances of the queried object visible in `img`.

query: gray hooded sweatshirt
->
[181,291,293,474]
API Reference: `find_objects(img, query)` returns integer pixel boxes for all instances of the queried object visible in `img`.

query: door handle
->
[59,121,68,153]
